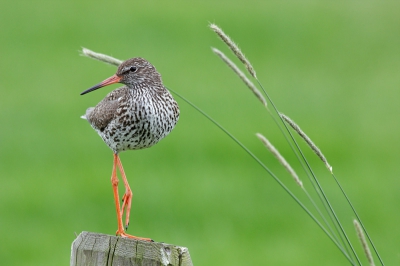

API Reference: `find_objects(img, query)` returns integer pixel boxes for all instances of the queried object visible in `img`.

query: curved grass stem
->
[167,86,355,265]
[264,107,347,252]
[334,174,384,265]
[255,79,361,265]
[210,40,356,262]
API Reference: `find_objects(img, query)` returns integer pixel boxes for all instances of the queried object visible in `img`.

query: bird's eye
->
[129,66,137,72]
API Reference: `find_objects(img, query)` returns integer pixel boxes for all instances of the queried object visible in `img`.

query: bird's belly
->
[96,108,178,153]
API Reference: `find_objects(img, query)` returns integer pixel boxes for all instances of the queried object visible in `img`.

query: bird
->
[80,57,180,241]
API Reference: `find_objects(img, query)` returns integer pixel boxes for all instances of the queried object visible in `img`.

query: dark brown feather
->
[86,87,128,131]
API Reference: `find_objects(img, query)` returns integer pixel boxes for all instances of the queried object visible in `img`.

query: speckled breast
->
[95,89,179,154]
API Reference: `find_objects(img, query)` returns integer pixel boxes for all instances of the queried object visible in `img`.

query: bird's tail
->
[81,107,94,120]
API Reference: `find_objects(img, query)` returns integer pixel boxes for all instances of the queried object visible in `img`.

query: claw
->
[125,222,129,231]
[116,230,152,242]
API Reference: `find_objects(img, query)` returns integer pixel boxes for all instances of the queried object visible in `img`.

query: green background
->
[1,1,399,265]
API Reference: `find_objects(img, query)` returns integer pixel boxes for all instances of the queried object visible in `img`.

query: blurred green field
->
[1,1,399,265]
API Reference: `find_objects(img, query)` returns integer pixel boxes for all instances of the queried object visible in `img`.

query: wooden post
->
[71,231,193,266]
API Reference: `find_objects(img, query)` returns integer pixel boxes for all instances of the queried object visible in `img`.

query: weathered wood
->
[71,231,193,266]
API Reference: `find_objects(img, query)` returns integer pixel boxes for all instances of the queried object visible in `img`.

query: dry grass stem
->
[210,23,256,78]
[354,219,375,266]
[81,47,122,66]
[256,133,303,188]
[212,48,267,107]
[280,113,333,173]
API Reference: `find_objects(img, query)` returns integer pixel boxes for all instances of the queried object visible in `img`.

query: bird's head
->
[80,57,162,95]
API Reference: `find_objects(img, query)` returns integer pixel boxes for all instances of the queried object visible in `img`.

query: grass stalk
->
[212,48,266,107]
[209,25,368,264]
[256,133,303,188]
[354,219,375,266]
[166,86,354,264]
[265,107,346,249]
[210,23,256,78]
[209,50,347,255]
[336,174,384,265]
[256,72,361,266]
[280,113,332,173]
[209,32,356,262]
[81,47,122,66]
[280,113,383,265]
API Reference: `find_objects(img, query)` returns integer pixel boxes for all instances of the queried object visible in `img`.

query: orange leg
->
[111,153,152,241]
[116,155,132,230]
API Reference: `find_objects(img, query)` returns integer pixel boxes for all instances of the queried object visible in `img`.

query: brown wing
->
[86,86,128,132]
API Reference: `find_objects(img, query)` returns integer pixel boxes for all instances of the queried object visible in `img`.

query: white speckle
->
[118,97,123,102]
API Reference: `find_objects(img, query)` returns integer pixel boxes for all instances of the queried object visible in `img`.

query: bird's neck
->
[130,81,162,90]
[130,75,163,89]
[127,82,165,96]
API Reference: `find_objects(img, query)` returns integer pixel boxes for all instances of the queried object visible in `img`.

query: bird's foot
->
[116,230,153,242]
[121,190,132,230]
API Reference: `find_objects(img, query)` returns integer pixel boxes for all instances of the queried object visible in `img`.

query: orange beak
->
[80,74,122,95]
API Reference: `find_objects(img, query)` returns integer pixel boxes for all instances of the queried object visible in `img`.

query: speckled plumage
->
[82,58,179,154]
